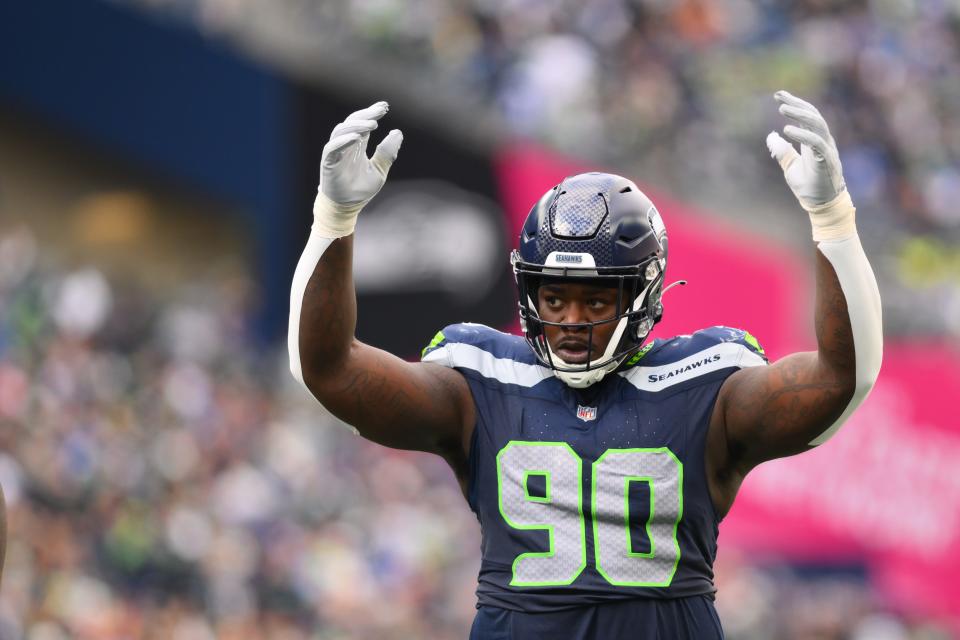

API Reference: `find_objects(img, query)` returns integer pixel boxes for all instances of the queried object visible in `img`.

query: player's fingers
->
[371,129,404,174]
[774,90,823,117]
[782,125,828,159]
[778,104,831,140]
[766,131,799,171]
[322,133,361,166]
[344,101,389,123]
[331,119,379,140]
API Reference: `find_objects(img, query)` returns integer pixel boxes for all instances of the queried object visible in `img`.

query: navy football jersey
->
[421,323,767,638]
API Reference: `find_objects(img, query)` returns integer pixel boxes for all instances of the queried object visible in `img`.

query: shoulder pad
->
[619,326,767,391]
[420,323,550,387]
[690,326,766,358]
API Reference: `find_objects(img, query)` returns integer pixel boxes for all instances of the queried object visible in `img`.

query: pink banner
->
[495,143,960,628]
[725,341,960,624]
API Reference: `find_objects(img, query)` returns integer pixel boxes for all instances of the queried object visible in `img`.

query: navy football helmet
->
[511,172,670,387]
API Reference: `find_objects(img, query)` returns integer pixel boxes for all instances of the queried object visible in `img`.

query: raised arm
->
[710,91,883,482]
[288,103,474,470]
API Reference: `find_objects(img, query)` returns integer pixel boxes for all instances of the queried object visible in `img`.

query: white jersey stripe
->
[423,343,552,387]
[426,340,765,392]
[619,342,766,392]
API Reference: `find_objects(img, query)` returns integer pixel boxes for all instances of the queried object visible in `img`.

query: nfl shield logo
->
[576,405,597,422]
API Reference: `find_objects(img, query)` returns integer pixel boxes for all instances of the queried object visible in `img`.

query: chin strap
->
[549,343,621,389]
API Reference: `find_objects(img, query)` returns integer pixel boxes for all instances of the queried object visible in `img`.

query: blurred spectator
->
[0,225,480,638]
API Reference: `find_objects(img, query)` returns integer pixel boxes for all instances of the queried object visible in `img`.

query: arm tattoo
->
[723,250,856,468]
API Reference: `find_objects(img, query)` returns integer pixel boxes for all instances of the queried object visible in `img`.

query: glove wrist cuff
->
[312,189,366,238]
[807,189,856,243]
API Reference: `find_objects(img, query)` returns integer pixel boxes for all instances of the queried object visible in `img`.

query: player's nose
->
[562,302,589,328]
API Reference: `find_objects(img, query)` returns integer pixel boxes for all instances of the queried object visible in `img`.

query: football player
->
[288,92,882,639]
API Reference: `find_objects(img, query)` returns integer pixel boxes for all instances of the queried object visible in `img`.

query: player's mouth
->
[555,340,591,364]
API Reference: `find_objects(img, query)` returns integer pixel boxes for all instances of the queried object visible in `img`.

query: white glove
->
[314,101,404,238]
[766,91,855,242]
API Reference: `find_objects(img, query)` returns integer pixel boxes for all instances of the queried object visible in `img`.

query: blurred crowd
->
[120,0,960,339]
[1,222,953,638]
[0,226,479,639]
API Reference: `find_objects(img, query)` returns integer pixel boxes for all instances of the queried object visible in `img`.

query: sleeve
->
[419,323,499,369]
[698,326,769,365]
[420,328,450,363]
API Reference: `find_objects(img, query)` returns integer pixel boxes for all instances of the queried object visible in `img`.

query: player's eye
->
[543,295,562,308]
